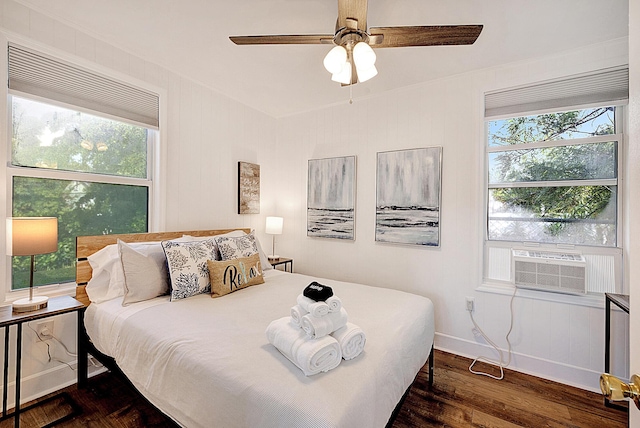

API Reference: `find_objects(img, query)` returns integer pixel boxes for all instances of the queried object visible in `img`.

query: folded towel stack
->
[266,317,342,376]
[267,281,366,376]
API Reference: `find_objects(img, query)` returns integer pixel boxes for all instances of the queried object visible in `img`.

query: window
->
[7,44,159,291]
[9,97,152,289]
[482,67,628,295]
[487,106,619,247]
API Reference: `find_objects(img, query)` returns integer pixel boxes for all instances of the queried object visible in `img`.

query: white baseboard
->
[0,357,106,410]
[434,332,603,393]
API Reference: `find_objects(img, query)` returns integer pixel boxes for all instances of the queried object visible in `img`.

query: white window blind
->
[8,43,159,128]
[485,67,629,119]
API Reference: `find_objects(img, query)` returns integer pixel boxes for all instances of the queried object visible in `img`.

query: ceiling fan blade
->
[369,25,483,48]
[337,0,368,32]
[230,35,335,45]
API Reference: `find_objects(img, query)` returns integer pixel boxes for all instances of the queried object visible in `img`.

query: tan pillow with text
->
[207,254,264,298]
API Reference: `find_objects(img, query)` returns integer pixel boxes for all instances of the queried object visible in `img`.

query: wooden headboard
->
[75,228,252,305]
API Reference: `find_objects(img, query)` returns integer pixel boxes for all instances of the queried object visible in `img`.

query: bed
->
[75,229,435,428]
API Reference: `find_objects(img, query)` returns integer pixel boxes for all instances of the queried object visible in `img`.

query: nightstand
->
[269,257,293,273]
[0,295,85,427]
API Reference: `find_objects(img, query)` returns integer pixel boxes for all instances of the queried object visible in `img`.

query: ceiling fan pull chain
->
[349,83,353,104]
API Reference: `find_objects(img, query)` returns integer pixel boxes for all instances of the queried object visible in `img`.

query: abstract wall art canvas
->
[307,156,356,240]
[376,147,442,246]
[238,161,260,214]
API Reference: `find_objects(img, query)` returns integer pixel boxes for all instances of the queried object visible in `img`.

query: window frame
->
[482,104,625,296]
[6,93,156,294]
[1,36,164,301]
[485,106,624,247]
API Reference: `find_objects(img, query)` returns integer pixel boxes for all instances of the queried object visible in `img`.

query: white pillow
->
[119,240,169,306]
[162,239,219,301]
[86,244,124,304]
[86,237,190,304]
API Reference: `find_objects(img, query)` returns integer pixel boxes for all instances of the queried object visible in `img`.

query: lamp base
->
[268,254,280,261]
[12,295,49,313]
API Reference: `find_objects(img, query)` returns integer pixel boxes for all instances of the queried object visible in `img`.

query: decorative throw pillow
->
[119,240,169,306]
[162,239,218,301]
[182,230,246,261]
[207,253,264,298]
[215,231,260,260]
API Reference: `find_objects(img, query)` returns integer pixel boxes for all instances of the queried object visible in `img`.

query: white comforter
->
[85,270,435,428]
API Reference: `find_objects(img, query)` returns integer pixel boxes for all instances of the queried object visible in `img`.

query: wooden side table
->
[604,292,630,408]
[0,295,85,427]
[270,257,293,273]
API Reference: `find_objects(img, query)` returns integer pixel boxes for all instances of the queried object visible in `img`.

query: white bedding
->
[85,270,435,428]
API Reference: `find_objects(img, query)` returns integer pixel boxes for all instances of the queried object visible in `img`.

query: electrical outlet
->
[466,297,475,312]
[35,321,54,341]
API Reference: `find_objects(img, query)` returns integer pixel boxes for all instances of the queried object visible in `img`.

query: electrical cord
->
[50,335,77,357]
[467,285,517,380]
[27,322,77,370]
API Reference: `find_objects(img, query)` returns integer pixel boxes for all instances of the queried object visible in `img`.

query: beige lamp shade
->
[7,217,58,256]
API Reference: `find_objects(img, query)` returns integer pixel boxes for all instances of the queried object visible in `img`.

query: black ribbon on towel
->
[303,282,334,302]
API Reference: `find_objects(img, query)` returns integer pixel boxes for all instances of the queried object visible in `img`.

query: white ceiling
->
[17,0,628,118]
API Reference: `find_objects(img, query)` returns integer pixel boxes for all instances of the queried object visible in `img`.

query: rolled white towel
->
[331,322,366,360]
[266,317,342,376]
[290,305,306,327]
[301,308,348,339]
[325,295,342,313]
[296,294,329,318]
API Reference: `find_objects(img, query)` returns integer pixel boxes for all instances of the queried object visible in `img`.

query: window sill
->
[3,282,77,307]
[477,281,607,309]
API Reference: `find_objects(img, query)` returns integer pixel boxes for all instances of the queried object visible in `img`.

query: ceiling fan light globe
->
[331,62,352,84]
[323,46,348,74]
[353,42,376,69]
[356,64,378,83]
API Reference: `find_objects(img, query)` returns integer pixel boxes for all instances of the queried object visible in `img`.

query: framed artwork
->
[307,156,356,240]
[238,161,260,214]
[376,147,442,246]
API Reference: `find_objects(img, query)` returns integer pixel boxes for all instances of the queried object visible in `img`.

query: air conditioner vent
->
[512,250,587,295]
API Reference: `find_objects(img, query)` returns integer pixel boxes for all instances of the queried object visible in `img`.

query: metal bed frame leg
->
[428,344,434,387]
[3,325,9,418]
[77,308,88,389]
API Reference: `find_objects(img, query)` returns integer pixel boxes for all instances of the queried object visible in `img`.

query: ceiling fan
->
[230,0,483,86]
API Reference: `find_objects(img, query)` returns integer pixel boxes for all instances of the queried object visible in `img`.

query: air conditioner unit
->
[512,250,587,295]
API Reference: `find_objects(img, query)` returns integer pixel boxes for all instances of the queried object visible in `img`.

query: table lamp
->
[265,216,283,260]
[7,217,58,313]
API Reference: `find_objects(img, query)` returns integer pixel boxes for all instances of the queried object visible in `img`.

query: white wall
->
[0,0,277,406]
[274,37,630,392]
[163,75,277,233]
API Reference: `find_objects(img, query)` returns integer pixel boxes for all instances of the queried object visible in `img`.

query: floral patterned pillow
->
[161,239,218,301]
[215,231,260,260]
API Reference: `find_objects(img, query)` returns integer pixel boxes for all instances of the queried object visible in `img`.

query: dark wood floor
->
[392,351,627,427]
[1,350,628,427]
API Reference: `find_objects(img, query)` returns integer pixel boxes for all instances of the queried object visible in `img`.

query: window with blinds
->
[483,67,627,294]
[6,43,159,291]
